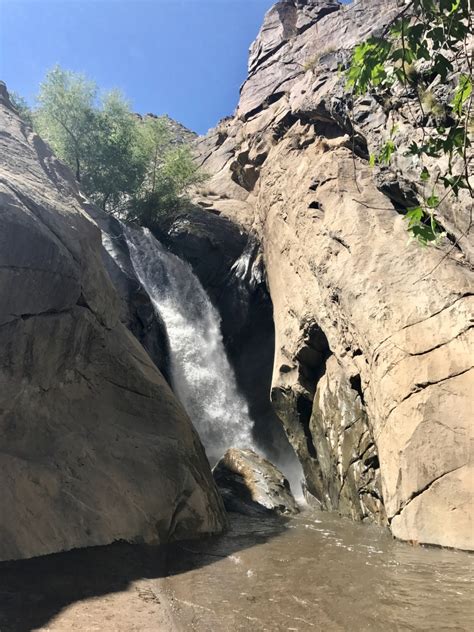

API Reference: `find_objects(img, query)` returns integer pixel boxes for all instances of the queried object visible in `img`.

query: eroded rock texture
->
[190,0,473,549]
[0,83,226,561]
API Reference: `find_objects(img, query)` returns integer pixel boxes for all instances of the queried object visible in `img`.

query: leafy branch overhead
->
[345,0,473,246]
[11,66,206,227]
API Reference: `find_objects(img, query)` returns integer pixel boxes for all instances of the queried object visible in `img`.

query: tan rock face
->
[0,83,226,561]
[191,1,474,549]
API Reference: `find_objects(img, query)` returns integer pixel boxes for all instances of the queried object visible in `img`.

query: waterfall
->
[124,225,255,461]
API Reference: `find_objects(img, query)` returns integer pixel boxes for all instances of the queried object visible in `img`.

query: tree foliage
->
[35,66,98,183]
[346,0,473,245]
[13,66,205,224]
[83,90,146,212]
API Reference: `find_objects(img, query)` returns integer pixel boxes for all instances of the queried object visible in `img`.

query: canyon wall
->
[0,82,226,562]
[188,0,473,549]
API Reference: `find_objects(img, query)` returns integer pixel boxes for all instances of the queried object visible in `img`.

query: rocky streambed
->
[1,509,472,631]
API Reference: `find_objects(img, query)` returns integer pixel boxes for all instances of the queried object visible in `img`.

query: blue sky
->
[0,0,276,134]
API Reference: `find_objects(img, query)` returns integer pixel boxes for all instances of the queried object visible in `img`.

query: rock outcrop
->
[0,82,227,561]
[189,1,473,549]
[213,448,299,516]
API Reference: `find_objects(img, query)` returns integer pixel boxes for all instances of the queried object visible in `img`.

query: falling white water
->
[124,225,255,461]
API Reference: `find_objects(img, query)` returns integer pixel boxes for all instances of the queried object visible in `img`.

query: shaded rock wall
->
[190,0,473,549]
[0,83,226,561]
[86,207,171,381]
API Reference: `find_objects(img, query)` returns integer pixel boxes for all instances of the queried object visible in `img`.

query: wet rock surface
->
[0,82,226,561]
[190,0,474,549]
[213,448,299,516]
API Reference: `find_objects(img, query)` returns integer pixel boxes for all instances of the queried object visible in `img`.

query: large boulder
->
[191,0,474,550]
[213,448,299,516]
[0,82,227,561]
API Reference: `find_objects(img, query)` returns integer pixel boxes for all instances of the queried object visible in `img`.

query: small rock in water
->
[213,448,299,516]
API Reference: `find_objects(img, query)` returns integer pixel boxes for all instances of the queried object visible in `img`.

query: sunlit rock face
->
[0,82,227,562]
[189,0,474,550]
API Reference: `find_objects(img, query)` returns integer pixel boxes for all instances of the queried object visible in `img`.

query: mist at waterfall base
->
[124,225,304,496]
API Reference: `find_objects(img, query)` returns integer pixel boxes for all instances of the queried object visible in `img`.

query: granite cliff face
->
[186,0,473,549]
[0,83,226,562]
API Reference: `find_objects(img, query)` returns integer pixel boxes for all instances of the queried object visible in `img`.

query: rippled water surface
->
[165,509,474,631]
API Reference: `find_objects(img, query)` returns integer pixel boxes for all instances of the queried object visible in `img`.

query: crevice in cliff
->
[349,373,365,406]
[74,368,96,391]
[399,293,474,333]
[328,232,351,252]
[375,178,467,258]
[384,365,473,423]
[377,324,474,384]
[243,85,297,121]
[389,464,466,523]
[377,177,420,213]
[167,492,193,541]
[405,325,473,358]
[1,306,75,329]
[297,394,317,459]
[371,292,474,365]
[104,377,156,400]
[0,264,78,282]
[247,41,290,80]
[295,322,330,397]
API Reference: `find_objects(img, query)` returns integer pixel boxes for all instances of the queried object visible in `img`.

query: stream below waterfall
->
[165,509,473,631]
[0,506,471,631]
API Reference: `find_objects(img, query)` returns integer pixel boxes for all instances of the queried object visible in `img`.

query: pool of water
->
[165,509,474,631]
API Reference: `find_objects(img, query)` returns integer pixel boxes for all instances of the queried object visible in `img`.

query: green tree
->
[139,116,174,196]
[83,90,146,212]
[34,68,146,211]
[35,66,97,182]
[128,144,207,228]
[125,115,207,228]
[345,0,472,245]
